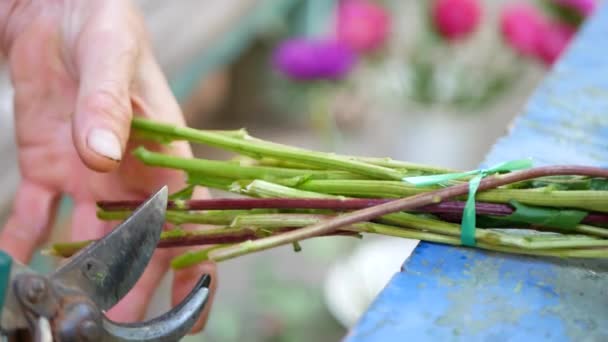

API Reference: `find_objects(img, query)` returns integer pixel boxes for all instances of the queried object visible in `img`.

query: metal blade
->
[102,274,211,342]
[51,186,168,310]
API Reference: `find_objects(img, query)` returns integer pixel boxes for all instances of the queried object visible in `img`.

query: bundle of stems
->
[47,118,608,269]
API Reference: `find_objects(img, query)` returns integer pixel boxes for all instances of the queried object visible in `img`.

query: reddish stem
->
[98,198,608,224]
[97,198,392,211]
[158,228,357,248]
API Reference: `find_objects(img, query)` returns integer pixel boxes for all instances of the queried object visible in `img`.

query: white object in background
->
[323,237,419,328]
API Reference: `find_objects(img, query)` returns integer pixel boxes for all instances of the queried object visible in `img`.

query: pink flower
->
[500,4,577,66]
[432,0,482,41]
[553,0,596,17]
[336,0,390,52]
[500,4,546,57]
[536,22,575,65]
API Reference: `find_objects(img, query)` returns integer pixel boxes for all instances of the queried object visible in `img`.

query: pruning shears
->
[0,186,211,341]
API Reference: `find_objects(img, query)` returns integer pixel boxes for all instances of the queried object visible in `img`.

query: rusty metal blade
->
[51,187,167,310]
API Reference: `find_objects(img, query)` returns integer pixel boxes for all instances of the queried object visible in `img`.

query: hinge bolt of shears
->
[25,278,47,303]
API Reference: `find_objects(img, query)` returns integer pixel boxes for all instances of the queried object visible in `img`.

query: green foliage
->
[169,185,195,200]
[488,201,587,231]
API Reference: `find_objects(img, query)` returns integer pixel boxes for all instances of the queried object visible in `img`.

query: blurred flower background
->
[264,0,595,137]
[0,0,600,341]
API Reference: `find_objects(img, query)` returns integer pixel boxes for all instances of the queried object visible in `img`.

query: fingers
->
[131,49,191,158]
[132,49,184,125]
[69,200,111,243]
[72,6,141,172]
[0,181,59,263]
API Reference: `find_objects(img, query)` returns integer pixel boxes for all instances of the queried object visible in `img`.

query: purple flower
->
[272,38,357,81]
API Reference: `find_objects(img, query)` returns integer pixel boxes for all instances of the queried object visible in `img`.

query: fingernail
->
[87,128,122,161]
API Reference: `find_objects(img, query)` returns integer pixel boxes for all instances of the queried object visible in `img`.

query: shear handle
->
[9,273,211,341]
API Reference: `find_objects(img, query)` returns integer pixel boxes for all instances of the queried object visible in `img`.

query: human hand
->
[0,0,216,332]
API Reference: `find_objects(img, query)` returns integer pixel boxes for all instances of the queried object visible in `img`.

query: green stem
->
[288,179,430,198]
[172,221,608,267]
[230,212,608,250]
[213,132,457,174]
[355,157,459,174]
[98,203,608,250]
[351,223,605,257]
[223,180,608,245]
[98,199,608,242]
[132,118,405,180]
[55,211,608,262]
[45,240,93,258]
[232,180,339,199]
[265,179,608,213]
[575,224,608,238]
[133,127,248,144]
[206,166,608,261]
[186,174,235,191]
[97,209,263,225]
[171,245,230,269]
[255,157,326,170]
[49,224,354,258]
[380,212,608,249]
[229,214,330,229]
[134,147,365,181]
[476,189,608,213]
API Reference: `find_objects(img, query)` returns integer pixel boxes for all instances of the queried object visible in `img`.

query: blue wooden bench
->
[346,3,608,341]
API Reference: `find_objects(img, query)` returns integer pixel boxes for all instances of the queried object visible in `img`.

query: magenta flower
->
[500,4,546,57]
[432,0,482,41]
[553,0,596,17]
[537,22,575,65]
[272,38,357,81]
[336,0,390,52]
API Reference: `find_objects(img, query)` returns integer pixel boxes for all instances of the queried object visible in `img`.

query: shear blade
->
[102,274,211,342]
[51,186,168,311]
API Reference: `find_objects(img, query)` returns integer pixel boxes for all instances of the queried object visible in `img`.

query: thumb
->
[72,26,139,172]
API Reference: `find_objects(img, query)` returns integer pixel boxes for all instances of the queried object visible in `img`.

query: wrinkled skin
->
[0,0,216,332]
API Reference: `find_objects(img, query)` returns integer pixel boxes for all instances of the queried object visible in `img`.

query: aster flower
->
[500,4,546,57]
[500,4,577,66]
[432,0,482,41]
[272,39,357,81]
[336,0,391,52]
[536,22,575,65]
